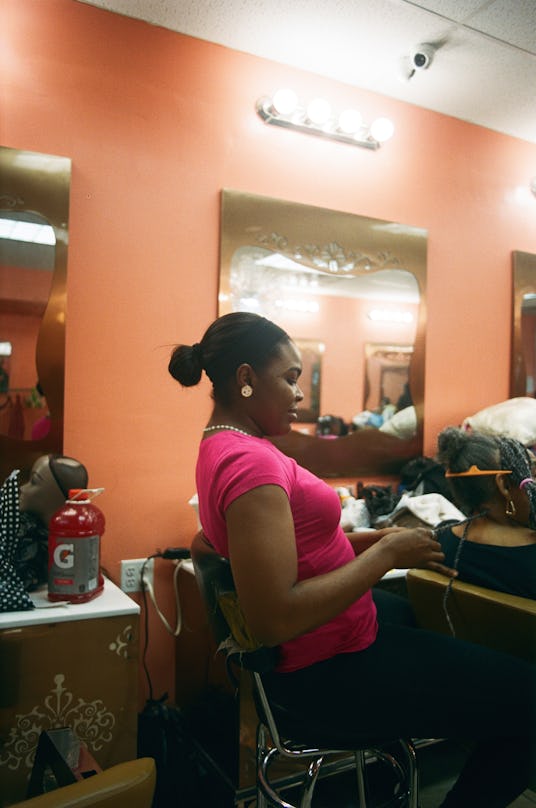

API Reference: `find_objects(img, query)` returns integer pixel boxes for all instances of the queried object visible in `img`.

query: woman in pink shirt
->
[169,312,535,808]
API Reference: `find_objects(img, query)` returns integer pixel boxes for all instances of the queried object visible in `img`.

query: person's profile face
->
[19,456,65,521]
[250,340,304,436]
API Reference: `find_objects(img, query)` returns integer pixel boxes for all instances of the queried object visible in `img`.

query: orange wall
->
[3,0,536,703]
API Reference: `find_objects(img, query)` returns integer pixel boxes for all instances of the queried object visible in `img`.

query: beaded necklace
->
[202,424,255,437]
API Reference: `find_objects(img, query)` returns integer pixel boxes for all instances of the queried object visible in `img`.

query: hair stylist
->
[169,312,535,808]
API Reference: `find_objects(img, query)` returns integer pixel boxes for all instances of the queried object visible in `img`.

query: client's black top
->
[438,524,536,599]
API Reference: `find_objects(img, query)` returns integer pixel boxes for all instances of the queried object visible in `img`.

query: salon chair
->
[191,530,418,808]
[12,758,156,808]
[406,569,536,663]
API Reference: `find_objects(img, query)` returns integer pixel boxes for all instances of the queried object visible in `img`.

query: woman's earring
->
[241,384,253,398]
[505,499,516,517]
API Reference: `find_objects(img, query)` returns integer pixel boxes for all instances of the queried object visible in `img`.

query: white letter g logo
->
[54,543,74,569]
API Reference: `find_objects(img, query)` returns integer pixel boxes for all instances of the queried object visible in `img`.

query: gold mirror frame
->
[293,338,323,422]
[0,146,71,483]
[511,250,536,398]
[219,190,427,477]
[364,343,413,412]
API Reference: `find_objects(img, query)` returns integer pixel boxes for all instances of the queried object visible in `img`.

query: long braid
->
[498,437,536,530]
[434,512,487,637]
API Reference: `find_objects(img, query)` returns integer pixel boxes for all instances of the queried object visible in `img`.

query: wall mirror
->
[219,190,427,477]
[0,146,71,484]
[364,343,413,412]
[294,339,323,422]
[511,250,536,398]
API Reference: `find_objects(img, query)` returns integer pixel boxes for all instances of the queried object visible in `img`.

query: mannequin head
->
[19,454,89,526]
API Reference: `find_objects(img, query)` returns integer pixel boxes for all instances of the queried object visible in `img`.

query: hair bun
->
[168,343,203,386]
[437,426,467,464]
[191,343,202,364]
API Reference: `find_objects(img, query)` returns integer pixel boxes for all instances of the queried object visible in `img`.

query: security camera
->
[411,44,435,70]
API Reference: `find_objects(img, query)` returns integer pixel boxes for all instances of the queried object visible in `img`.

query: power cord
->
[140,547,191,701]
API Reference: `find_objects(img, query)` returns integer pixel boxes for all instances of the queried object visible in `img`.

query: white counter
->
[0,577,140,629]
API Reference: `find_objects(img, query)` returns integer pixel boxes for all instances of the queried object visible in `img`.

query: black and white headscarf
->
[0,470,34,612]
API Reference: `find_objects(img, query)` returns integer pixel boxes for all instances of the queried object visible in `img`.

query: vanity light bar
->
[256,90,394,150]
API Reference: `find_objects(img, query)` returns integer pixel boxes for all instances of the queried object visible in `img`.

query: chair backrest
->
[190,531,289,752]
[190,531,277,673]
[13,758,156,808]
[406,568,536,663]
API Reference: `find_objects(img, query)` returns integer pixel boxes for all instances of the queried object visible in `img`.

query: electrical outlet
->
[120,558,154,593]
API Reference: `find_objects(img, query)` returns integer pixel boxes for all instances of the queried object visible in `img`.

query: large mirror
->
[219,190,427,477]
[511,251,536,398]
[0,146,71,484]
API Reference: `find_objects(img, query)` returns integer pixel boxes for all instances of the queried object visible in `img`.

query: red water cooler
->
[48,488,105,603]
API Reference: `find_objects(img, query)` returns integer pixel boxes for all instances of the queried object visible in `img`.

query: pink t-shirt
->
[196,432,378,672]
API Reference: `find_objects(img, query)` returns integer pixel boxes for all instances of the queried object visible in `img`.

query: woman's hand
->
[347,526,405,555]
[377,527,457,577]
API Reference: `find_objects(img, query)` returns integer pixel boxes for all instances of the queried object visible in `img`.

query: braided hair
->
[437,427,536,529]
[497,436,536,530]
[436,428,536,635]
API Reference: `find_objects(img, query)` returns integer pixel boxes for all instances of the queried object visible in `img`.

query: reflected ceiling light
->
[0,215,56,245]
[368,309,413,323]
[276,299,319,313]
[239,297,261,312]
[257,91,394,150]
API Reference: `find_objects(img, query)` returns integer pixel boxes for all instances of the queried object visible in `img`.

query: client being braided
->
[436,426,536,601]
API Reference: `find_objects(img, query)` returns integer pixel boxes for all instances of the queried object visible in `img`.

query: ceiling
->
[77,0,536,143]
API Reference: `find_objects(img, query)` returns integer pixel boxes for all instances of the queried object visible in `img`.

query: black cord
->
[139,548,191,702]
[141,553,160,702]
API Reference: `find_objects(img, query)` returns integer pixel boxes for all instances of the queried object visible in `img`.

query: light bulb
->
[271,88,298,116]
[338,108,362,134]
[369,117,395,143]
[306,97,331,126]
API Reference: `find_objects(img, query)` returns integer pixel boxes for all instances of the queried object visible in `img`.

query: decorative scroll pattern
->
[0,674,115,772]
[108,624,134,658]
[256,231,401,274]
[0,193,25,209]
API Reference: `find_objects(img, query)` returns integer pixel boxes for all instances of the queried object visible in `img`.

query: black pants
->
[263,590,536,808]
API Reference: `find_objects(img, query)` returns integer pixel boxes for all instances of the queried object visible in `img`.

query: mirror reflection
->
[293,338,323,422]
[219,190,427,477]
[364,343,413,413]
[511,251,536,399]
[0,210,55,440]
[521,295,536,397]
[0,146,71,483]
